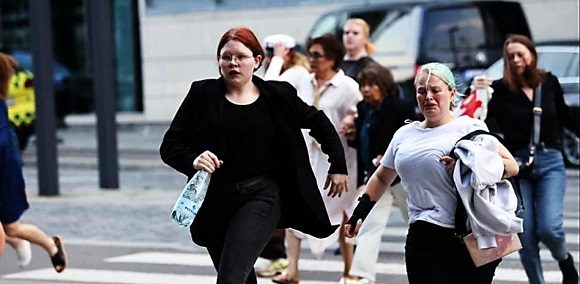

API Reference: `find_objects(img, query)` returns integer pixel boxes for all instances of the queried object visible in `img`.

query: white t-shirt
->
[381,115,488,228]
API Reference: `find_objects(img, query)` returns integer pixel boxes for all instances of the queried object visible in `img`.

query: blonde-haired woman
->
[345,63,520,283]
[341,18,377,80]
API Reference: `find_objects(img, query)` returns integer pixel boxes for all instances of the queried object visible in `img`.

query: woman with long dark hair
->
[484,34,579,284]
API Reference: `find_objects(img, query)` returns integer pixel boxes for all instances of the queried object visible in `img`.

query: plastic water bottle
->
[170,170,211,227]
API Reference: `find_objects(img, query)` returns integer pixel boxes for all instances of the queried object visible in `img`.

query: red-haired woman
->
[160,27,348,283]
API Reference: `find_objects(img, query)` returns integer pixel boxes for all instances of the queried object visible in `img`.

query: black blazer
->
[160,76,346,246]
[348,95,415,186]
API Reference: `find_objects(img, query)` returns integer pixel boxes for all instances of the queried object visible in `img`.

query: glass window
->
[145,0,367,14]
[114,0,142,111]
[424,7,485,52]
[539,51,579,78]
[308,13,343,39]
[371,9,413,54]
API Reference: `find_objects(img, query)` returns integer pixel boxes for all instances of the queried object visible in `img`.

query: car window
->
[538,51,579,78]
[308,12,343,39]
[485,49,580,80]
[424,7,485,52]
[350,10,389,36]
[372,9,414,54]
[484,58,503,80]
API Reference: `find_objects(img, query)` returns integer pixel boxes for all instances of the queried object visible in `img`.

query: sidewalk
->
[23,122,169,168]
[18,121,580,251]
[20,122,204,251]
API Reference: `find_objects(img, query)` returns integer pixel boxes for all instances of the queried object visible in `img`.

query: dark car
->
[483,42,580,167]
[307,0,531,98]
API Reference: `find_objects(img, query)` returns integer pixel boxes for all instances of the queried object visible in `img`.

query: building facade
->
[1,0,579,123]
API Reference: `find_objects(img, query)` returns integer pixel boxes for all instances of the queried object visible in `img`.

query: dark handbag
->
[515,84,542,178]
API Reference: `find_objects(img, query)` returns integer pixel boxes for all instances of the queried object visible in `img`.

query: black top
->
[341,56,377,81]
[160,76,346,244]
[485,72,579,153]
[222,95,274,181]
[348,95,415,186]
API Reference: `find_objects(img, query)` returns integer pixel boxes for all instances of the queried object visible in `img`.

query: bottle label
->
[177,197,197,215]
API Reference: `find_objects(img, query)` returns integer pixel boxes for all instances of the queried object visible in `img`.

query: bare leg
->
[5,235,32,267]
[0,223,5,257]
[3,221,57,256]
[5,236,20,247]
[339,213,354,277]
[272,229,301,282]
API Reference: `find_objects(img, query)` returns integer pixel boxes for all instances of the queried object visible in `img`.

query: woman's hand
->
[472,75,492,89]
[273,42,289,58]
[193,150,223,173]
[324,174,348,197]
[344,219,363,238]
[440,155,457,177]
[372,155,383,167]
[339,114,356,139]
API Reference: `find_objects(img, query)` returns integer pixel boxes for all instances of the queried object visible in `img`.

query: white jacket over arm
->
[453,134,524,249]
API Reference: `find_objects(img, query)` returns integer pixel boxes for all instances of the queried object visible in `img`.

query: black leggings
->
[405,221,501,284]
[205,176,281,284]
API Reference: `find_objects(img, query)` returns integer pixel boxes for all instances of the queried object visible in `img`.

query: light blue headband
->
[415,62,456,90]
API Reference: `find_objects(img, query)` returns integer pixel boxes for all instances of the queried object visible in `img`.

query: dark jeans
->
[205,176,281,284]
[405,221,501,284]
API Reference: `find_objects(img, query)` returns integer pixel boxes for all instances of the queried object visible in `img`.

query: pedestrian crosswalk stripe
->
[377,241,580,263]
[564,218,580,229]
[1,266,565,284]
[3,268,319,284]
[105,251,565,283]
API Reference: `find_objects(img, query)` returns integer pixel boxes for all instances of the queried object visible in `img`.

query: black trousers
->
[405,221,501,284]
[205,176,281,284]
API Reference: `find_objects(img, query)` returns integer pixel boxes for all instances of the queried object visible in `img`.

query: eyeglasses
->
[307,51,325,60]
[219,54,254,63]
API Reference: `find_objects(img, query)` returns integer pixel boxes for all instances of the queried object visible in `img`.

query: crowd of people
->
[158,20,580,284]
[2,16,578,284]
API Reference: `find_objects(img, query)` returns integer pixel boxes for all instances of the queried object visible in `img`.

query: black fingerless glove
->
[346,194,376,234]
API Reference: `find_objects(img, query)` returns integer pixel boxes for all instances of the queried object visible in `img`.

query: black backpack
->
[452,129,525,237]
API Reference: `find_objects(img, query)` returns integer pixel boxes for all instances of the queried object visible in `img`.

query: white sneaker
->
[256,258,289,277]
[14,240,32,267]
[254,257,270,270]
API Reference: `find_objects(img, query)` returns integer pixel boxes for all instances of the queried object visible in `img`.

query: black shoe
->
[558,253,579,284]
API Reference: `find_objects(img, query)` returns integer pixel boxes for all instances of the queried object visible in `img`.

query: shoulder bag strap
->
[529,84,543,157]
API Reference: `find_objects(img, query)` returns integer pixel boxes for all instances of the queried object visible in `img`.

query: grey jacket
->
[453,134,523,249]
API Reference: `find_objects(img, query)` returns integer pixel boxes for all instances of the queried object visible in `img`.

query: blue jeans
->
[517,148,569,284]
